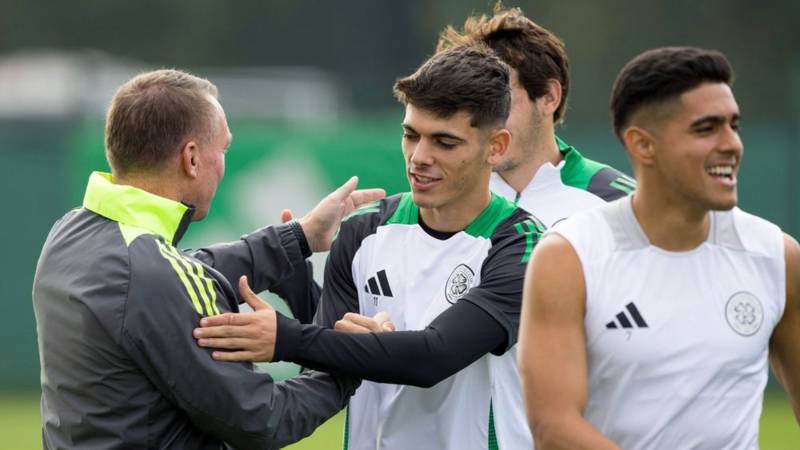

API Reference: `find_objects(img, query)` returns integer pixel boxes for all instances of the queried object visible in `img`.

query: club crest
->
[725,291,763,336]
[445,264,475,304]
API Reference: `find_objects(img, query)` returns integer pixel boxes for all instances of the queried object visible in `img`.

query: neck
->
[419,190,492,233]
[630,179,711,251]
[113,171,183,204]
[496,126,561,193]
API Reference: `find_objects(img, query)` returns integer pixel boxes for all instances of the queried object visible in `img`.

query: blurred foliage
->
[2,0,799,120]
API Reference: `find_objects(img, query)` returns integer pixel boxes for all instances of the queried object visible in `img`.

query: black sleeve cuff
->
[273,312,304,361]
[288,220,312,259]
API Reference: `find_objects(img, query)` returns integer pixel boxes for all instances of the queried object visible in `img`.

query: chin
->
[410,191,438,209]
[191,208,210,221]
[707,196,737,211]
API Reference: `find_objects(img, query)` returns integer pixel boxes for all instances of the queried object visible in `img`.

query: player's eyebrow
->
[402,124,418,134]
[689,113,740,129]
[431,131,466,143]
[402,124,466,142]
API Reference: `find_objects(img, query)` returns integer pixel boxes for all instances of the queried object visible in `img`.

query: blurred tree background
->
[3,0,800,117]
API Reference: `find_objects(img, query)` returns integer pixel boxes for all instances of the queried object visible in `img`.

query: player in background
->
[518,46,800,449]
[195,44,544,449]
[436,4,634,222]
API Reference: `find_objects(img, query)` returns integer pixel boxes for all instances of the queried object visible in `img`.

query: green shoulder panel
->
[342,200,381,223]
[558,141,610,191]
[385,192,419,226]
[557,138,636,201]
[464,193,518,239]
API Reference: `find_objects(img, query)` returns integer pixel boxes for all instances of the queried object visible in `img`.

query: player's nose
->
[409,139,435,166]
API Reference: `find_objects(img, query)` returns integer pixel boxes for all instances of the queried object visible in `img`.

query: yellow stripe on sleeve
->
[194,263,220,315]
[155,240,204,315]
[164,245,216,317]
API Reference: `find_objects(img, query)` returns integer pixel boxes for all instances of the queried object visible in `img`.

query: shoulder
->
[486,206,546,264]
[332,193,411,257]
[493,207,546,239]
[340,193,408,231]
[716,207,784,259]
[126,235,221,318]
[547,199,620,261]
[559,144,635,201]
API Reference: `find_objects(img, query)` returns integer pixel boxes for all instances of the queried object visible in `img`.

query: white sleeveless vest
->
[551,197,785,449]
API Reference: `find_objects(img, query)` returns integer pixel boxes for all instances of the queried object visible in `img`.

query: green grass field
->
[2,391,796,449]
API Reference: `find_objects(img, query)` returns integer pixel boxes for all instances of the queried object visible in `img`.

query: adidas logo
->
[606,302,648,329]
[364,269,393,298]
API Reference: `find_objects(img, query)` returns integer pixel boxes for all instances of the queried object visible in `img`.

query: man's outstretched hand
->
[298,176,385,252]
[335,312,396,333]
[194,276,278,362]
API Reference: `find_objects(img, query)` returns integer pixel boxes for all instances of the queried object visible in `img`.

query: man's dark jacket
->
[33,172,355,449]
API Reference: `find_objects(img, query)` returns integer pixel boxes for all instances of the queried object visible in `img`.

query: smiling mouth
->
[410,173,440,184]
[706,165,734,180]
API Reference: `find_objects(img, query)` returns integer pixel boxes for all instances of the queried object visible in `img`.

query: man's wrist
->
[273,313,303,361]
[288,220,312,258]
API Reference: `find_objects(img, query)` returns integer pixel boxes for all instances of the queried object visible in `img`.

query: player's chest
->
[585,248,782,368]
[352,227,491,330]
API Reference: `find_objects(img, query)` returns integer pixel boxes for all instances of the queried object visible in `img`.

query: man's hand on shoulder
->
[194,276,278,362]
[298,176,385,252]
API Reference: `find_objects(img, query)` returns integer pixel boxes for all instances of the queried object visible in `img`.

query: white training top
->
[487,141,634,450]
[551,196,785,450]
[324,193,536,450]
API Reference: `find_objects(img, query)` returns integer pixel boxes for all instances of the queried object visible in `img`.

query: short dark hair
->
[105,69,219,176]
[393,44,511,129]
[437,3,570,123]
[610,47,733,139]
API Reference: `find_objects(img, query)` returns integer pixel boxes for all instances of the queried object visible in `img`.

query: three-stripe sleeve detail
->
[610,176,636,194]
[156,241,204,315]
[514,219,543,264]
[164,245,220,316]
[155,240,220,316]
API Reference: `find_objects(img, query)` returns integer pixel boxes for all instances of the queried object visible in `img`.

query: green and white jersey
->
[488,137,635,449]
[490,137,635,228]
[316,192,542,450]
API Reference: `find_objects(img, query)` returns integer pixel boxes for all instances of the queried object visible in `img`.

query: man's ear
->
[180,140,200,178]
[487,128,511,165]
[622,126,656,167]
[535,79,562,117]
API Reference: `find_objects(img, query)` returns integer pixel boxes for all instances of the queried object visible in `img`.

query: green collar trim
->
[386,192,516,238]
[463,192,518,238]
[386,193,419,226]
[82,172,194,245]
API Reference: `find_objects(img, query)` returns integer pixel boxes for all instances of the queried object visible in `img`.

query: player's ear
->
[487,128,511,165]
[623,126,656,167]
[535,79,562,117]
[180,140,200,179]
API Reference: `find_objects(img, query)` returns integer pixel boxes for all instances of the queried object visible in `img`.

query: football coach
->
[32,69,383,449]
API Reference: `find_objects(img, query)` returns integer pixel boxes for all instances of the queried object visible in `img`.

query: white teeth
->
[415,174,435,183]
[707,166,733,176]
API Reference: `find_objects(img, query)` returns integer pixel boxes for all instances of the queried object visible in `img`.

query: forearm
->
[275,300,506,387]
[191,223,308,295]
[254,370,357,449]
[268,259,321,323]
